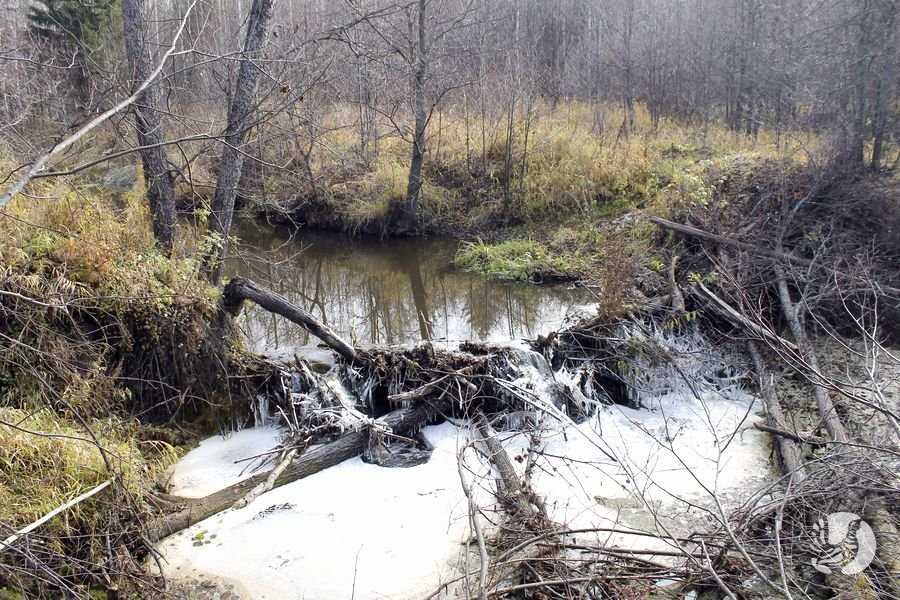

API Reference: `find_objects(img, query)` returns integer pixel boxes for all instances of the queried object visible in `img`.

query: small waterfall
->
[252,394,274,427]
[500,347,605,423]
[567,322,750,410]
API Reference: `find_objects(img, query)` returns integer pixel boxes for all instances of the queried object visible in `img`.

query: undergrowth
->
[249,101,808,293]
[259,101,804,235]
[0,162,273,597]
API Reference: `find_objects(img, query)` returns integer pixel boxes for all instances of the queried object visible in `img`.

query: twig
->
[232,448,297,510]
[0,480,112,552]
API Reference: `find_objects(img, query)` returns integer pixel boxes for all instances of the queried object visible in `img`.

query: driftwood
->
[747,343,806,484]
[224,277,359,363]
[232,448,297,510]
[154,396,450,540]
[772,263,850,445]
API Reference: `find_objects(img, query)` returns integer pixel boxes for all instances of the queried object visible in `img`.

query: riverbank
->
[239,102,821,304]
[0,176,284,598]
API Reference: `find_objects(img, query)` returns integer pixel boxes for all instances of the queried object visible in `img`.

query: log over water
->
[153,396,450,540]
[224,276,359,363]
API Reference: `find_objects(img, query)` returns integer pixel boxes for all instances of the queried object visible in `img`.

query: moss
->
[455,238,573,282]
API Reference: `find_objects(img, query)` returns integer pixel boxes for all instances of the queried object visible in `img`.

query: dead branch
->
[0,3,196,211]
[232,448,297,510]
[652,217,900,296]
[224,277,359,363]
[751,422,826,446]
[473,412,545,519]
[668,255,686,313]
[0,480,112,553]
[695,282,799,352]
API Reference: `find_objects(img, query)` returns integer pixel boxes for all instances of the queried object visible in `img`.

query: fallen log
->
[473,412,545,519]
[471,412,554,596]
[153,396,451,540]
[224,277,359,363]
[747,342,806,485]
[651,217,812,267]
[651,217,900,296]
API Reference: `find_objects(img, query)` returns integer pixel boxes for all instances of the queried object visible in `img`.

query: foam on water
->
[159,329,771,598]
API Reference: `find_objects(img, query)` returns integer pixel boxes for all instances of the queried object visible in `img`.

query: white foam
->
[159,423,476,600]
[168,427,285,498]
[160,342,772,598]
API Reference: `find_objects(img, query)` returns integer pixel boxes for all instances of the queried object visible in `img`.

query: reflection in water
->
[227,220,597,353]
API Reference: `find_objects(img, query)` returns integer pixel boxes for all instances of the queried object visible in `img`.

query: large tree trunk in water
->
[404,0,427,231]
[153,396,451,540]
[224,277,359,363]
[204,0,276,284]
[122,0,177,252]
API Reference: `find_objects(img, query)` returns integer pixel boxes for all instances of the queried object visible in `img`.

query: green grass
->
[455,238,573,281]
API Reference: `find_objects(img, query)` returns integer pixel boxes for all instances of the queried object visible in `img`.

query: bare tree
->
[122,0,179,252]
[203,0,277,284]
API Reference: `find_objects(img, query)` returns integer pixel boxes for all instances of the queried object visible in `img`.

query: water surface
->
[227,220,597,353]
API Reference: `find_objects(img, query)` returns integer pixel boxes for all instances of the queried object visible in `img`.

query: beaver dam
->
[145,226,790,599]
[2,180,896,600]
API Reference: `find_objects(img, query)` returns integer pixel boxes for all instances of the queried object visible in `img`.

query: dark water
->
[226,220,597,354]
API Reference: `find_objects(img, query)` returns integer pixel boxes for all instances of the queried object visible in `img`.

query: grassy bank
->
[0,168,276,596]
[249,101,810,288]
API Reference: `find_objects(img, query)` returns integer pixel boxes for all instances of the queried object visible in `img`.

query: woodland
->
[0,0,897,598]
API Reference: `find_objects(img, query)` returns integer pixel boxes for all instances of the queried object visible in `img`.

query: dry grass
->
[255,100,811,234]
[0,156,247,595]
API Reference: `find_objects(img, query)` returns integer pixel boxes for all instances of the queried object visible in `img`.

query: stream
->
[226,219,598,356]
[156,223,773,600]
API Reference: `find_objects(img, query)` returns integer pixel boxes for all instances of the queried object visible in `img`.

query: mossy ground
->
[0,161,275,596]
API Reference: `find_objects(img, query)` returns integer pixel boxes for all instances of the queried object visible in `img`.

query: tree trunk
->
[404,0,427,230]
[849,0,873,168]
[502,93,515,211]
[204,0,276,284]
[153,396,451,540]
[871,0,896,171]
[224,277,359,363]
[122,0,177,252]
